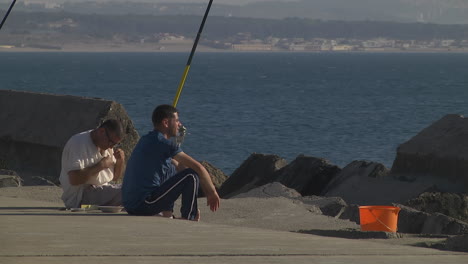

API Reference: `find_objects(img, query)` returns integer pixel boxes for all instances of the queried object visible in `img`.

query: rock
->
[273,155,341,196]
[232,183,346,217]
[0,175,22,187]
[231,183,323,215]
[338,204,360,224]
[0,169,22,187]
[23,176,57,186]
[391,114,468,193]
[394,203,468,235]
[322,161,430,205]
[218,153,288,198]
[394,204,431,234]
[0,90,139,184]
[404,192,468,223]
[421,213,468,235]
[321,160,389,195]
[200,161,227,189]
[0,169,17,176]
[199,161,227,197]
[300,195,348,218]
[232,182,302,199]
[445,234,468,252]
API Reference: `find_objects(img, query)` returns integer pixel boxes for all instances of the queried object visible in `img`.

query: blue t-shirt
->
[122,130,182,210]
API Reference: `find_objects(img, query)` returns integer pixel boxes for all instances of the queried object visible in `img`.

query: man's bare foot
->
[158,211,174,218]
[179,209,200,221]
[194,209,200,221]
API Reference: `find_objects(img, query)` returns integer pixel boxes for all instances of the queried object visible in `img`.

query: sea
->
[1,52,467,175]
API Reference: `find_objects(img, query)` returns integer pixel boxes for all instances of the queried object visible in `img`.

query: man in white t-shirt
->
[59,119,126,209]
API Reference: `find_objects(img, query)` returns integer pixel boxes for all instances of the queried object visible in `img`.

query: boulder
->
[421,213,468,235]
[0,90,139,184]
[233,183,347,217]
[338,204,360,224]
[300,195,348,218]
[0,169,22,187]
[395,203,468,235]
[23,176,57,186]
[404,192,468,222]
[199,161,228,197]
[445,234,468,252]
[0,169,18,177]
[232,182,302,199]
[321,160,389,195]
[0,173,22,187]
[218,153,288,198]
[394,204,431,234]
[322,161,430,205]
[391,114,468,193]
[273,155,341,196]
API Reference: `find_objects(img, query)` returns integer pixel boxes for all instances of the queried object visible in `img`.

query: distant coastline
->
[1,43,468,53]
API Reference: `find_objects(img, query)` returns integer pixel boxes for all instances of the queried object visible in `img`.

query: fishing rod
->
[0,0,16,31]
[172,0,214,108]
[172,0,214,146]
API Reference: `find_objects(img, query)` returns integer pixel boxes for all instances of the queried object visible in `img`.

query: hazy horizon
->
[0,0,299,4]
[2,0,468,24]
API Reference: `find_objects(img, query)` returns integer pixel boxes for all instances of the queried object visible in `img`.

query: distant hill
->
[1,0,468,24]
[241,0,468,24]
[2,11,468,41]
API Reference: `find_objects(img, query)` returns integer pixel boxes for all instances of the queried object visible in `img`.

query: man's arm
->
[112,148,126,182]
[171,159,187,172]
[68,156,114,186]
[173,152,220,212]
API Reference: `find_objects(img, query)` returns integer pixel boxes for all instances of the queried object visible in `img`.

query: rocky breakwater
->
[219,153,468,251]
[217,114,468,252]
[391,114,468,193]
[0,90,139,185]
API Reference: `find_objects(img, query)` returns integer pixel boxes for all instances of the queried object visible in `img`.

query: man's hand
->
[99,155,114,169]
[69,155,114,186]
[206,191,220,212]
[113,148,126,182]
[114,148,125,161]
[173,152,221,212]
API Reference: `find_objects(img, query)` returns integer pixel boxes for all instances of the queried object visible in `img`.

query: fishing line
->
[0,0,16,31]
[172,0,214,108]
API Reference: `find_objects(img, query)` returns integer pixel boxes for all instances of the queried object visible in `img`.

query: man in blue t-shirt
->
[122,104,220,220]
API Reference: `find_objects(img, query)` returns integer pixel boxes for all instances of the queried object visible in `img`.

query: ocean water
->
[1,52,467,175]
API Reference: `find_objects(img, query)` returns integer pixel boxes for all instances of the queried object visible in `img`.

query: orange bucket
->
[359,206,400,232]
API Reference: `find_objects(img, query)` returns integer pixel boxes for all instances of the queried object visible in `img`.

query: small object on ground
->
[98,206,124,213]
[81,204,99,210]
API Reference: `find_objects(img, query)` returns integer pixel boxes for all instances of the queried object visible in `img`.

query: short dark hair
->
[99,119,124,138]
[152,104,178,126]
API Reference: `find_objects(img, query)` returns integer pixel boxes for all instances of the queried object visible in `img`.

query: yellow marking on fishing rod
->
[173,65,191,107]
[171,0,213,107]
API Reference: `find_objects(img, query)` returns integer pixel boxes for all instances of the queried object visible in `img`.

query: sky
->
[2,0,467,24]
[0,0,299,4]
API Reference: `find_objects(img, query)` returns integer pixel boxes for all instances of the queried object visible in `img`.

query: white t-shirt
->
[59,130,116,208]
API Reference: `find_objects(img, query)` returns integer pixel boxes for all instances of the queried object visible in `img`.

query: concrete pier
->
[1,189,467,264]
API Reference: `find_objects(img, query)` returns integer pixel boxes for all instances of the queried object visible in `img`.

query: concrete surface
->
[1,187,468,263]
